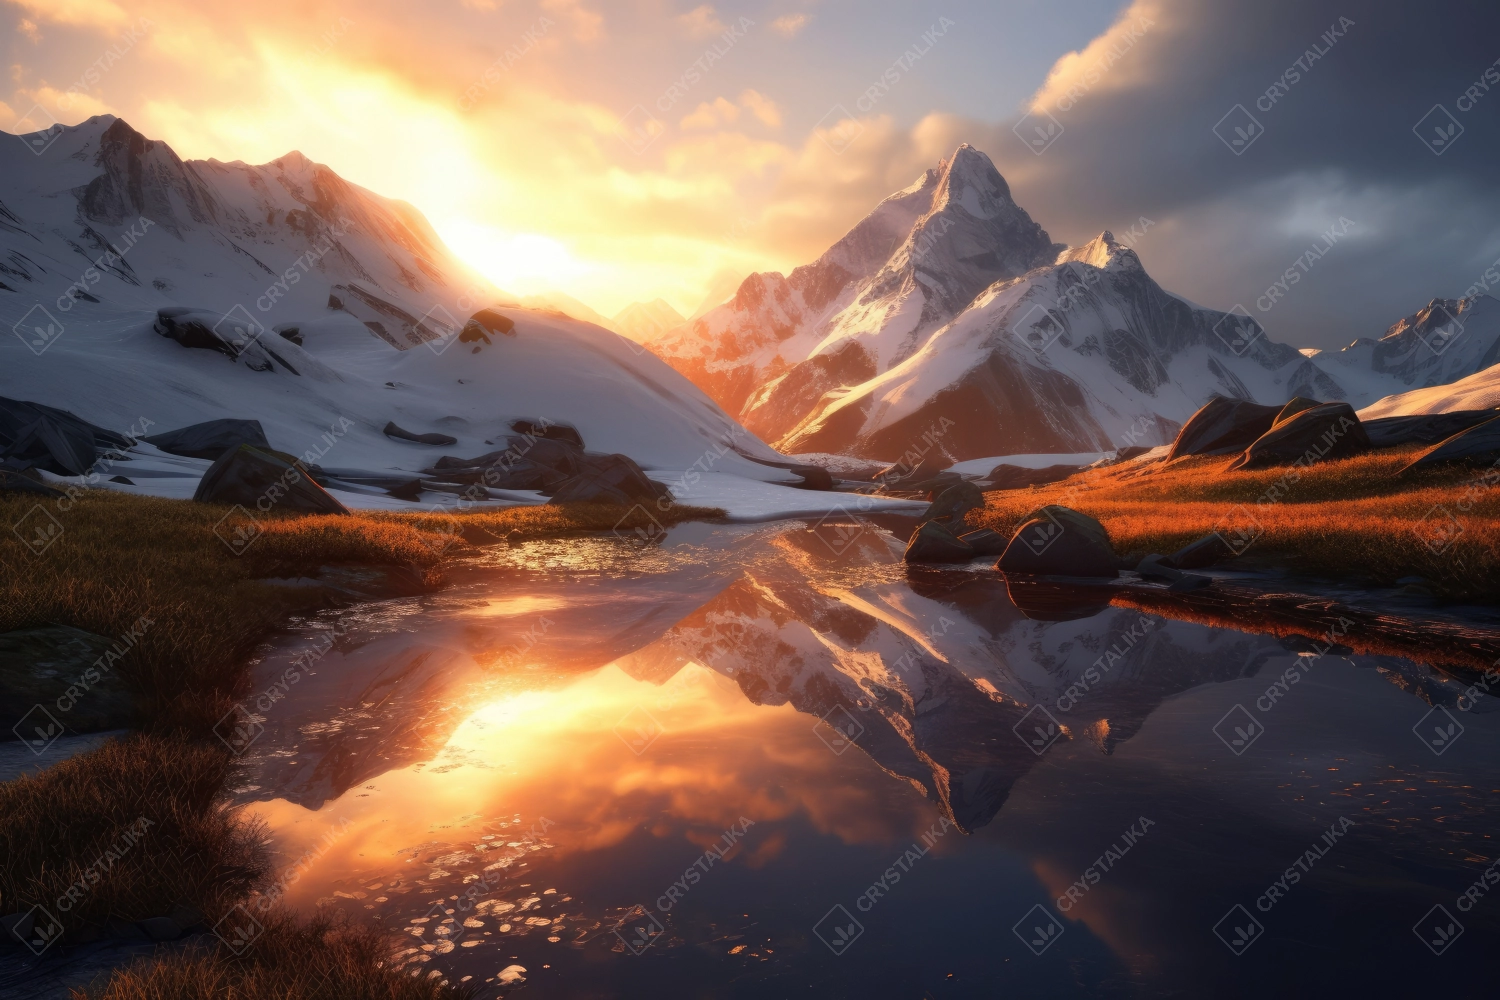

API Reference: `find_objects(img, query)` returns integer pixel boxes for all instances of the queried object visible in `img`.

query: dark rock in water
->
[1168,532,1236,570]
[1228,401,1371,471]
[1003,576,1112,621]
[997,505,1118,578]
[511,419,585,449]
[923,482,984,525]
[145,418,269,459]
[0,395,129,475]
[547,453,671,506]
[1364,409,1498,449]
[0,625,138,738]
[982,463,1080,490]
[788,464,835,490]
[1168,574,1213,591]
[1275,396,1321,425]
[958,528,1008,556]
[383,421,458,447]
[0,469,66,496]
[1400,414,1500,473]
[1167,396,1282,460]
[1135,553,1184,582]
[904,520,975,563]
[194,444,349,515]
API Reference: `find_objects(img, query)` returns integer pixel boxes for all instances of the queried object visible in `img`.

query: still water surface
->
[235,521,1500,998]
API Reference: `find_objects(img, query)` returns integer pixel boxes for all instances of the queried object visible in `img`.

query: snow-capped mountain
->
[612,297,685,342]
[649,143,1500,462]
[0,116,829,500]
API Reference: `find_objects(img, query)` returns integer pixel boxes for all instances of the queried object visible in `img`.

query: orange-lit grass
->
[74,908,472,1000]
[966,446,1500,600]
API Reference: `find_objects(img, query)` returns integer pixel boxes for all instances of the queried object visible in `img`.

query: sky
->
[4,0,1500,347]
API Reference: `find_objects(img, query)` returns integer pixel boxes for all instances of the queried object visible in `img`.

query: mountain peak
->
[933,144,1014,217]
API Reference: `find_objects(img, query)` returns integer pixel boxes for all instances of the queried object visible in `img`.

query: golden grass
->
[0,733,266,929]
[74,908,472,1000]
[966,447,1500,601]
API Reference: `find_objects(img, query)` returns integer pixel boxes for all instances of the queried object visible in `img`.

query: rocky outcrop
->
[1363,409,1497,449]
[194,444,349,514]
[921,482,984,525]
[1400,415,1500,473]
[1167,397,1282,461]
[0,396,130,475]
[144,418,269,459]
[547,453,672,506]
[1227,402,1371,471]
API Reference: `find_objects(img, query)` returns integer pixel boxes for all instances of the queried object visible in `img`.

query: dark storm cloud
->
[982,0,1500,348]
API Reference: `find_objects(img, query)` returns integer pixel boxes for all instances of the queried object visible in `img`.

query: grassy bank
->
[0,489,719,992]
[966,446,1500,601]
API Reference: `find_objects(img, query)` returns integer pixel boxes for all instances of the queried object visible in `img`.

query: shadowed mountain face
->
[234,523,1463,832]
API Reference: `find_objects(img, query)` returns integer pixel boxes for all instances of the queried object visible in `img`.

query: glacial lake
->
[233,520,1500,998]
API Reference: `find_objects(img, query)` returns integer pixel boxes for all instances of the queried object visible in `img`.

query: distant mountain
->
[613,297,685,342]
[0,116,797,482]
[648,144,1500,461]
[687,267,748,322]
[519,290,618,331]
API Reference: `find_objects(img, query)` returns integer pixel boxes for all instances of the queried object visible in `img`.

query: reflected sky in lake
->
[236,521,1500,998]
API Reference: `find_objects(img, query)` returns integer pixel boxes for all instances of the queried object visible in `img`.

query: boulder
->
[144,419,269,460]
[875,456,950,491]
[1364,409,1498,449]
[510,419,585,450]
[547,453,671,506]
[1166,397,1282,460]
[1227,402,1371,471]
[0,625,138,738]
[903,520,975,564]
[981,463,1081,490]
[0,396,129,475]
[383,422,458,447]
[958,528,1008,556]
[922,482,984,525]
[194,444,349,515]
[997,506,1119,578]
[459,309,516,348]
[1399,414,1500,473]
[1274,396,1321,425]
[1167,532,1236,570]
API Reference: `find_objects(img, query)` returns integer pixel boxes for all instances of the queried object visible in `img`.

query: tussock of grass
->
[74,909,471,1000]
[0,733,267,929]
[967,447,1500,601]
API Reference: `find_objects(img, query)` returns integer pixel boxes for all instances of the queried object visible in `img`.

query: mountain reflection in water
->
[236,521,1500,999]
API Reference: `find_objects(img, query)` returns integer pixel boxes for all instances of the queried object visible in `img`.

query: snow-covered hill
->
[0,116,877,514]
[649,143,1500,462]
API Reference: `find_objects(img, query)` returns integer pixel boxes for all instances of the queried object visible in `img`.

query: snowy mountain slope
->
[1358,360,1500,417]
[0,116,817,498]
[647,142,1500,462]
[648,146,1056,442]
[781,233,1321,458]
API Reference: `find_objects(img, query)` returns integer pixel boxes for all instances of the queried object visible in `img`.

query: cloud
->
[5,0,131,29]
[18,18,41,42]
[740,88,780,127]
[677,4,726,40]
[541,0,602,42]
[770,13,808,38]
[680,96,739,130]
